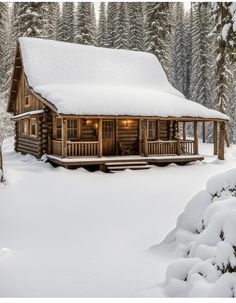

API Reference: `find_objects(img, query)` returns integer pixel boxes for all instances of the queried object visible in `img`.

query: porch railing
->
[148,140,177,155]
[51,140,195,157]
[148,140,195,155]
[180,140,195,155]
[67,141,99,157]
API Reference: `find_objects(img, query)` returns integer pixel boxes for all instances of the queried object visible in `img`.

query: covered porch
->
[47,116,227,167]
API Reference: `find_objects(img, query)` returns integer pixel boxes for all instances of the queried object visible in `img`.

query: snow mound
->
[18,37,228,120]
[159,169,236,297]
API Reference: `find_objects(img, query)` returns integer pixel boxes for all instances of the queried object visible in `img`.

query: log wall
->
[15,71,43,115]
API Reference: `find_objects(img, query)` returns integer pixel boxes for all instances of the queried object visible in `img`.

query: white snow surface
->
[157,167,236,297]
[19,37,228,120]
[1,138,236,297]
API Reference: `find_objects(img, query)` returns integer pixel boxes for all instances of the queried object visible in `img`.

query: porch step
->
[106,161,152,172]
[105,161,148,166]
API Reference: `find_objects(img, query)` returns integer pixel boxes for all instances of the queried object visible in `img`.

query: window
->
[56,118,62,139]
[30,118,37,136]
[147,121,156,140]
[23,119,29,135]
[67,119,77,140]
[103,120,113,139]
[25,95,31,107]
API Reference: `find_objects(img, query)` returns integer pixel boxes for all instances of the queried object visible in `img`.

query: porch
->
[46,116,208,169]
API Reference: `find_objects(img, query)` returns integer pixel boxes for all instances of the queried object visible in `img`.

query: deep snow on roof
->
[19,37,228,120]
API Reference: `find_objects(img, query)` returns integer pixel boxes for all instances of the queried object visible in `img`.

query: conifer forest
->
[0,2,235,142]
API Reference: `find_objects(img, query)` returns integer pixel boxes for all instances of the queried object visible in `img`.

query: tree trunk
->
[0,143,5,183]
[218,122,226,160]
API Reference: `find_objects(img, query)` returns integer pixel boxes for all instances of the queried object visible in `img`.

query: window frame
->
[56,117,62,140]
[30,118,37,137]
[25,95,31,108]
[67,119,78,140]
[23,119,29,136]
[147,120,157,141]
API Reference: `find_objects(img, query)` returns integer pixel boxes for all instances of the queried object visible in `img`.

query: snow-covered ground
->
[0,137,236,297]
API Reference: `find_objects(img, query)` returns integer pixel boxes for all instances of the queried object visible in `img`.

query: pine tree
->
[184,8,193,99]
[0,3,8,94]
[97,2,108,47]
[127,3,144,51]
[75,2,95,45]
[145,3,172,79]
[214,3,235,115]
[171,3,188,96]
[59,2,74,43]
[46,2,60,40]
[106,2,119,48]
[114,2,129,49]
[189,3,214,107]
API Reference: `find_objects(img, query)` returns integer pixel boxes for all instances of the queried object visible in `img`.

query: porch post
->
[139,119,142,155]
[98,118,102,157]
[202,121,206,143]
[183,122,186,140]
[218,121,226,160]
[213,121,218,155]
[143,119,148,157]
[194,121,199,155]
[115,118,119,155]
[61,117,67,158]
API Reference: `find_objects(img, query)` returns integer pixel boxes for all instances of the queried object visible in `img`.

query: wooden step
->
[108,165,152,171]
[106,161,148,166]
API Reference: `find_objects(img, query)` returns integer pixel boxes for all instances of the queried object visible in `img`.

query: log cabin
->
[7,38,229,172]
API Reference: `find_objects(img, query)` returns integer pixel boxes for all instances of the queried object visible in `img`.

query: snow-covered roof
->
[18,37,228,120]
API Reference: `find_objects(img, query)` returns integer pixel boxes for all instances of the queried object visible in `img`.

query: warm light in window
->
[123,119,131,127]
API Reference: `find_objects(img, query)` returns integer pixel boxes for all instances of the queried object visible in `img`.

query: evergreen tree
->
[114,2,129,49]
[184,8,193,99]
[59,2,74,43]
[0,3,8,94]
[145,3,172,79]
[171,3,188,96]
[189,3,214,107]
[75,2,95,45]
[106,2,119,48]
[127,3,144,51]
[97,2,108,47]
[46,2,60,40]
[214,3,235,115]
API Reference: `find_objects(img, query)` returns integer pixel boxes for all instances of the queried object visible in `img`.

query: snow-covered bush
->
[160,169,236,297]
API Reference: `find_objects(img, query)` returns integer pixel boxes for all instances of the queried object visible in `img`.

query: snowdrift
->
[159,168,236,297]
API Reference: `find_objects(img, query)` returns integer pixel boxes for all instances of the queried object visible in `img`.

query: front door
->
[102,120,115,155]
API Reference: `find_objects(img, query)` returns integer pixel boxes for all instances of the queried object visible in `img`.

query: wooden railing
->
[67,141,99,157]
[148,140,177,155]
[148,140,195,155]
[180,140,195,155]
[51,140,62,156]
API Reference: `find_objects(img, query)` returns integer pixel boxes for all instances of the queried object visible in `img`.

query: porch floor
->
[46,154,204,167]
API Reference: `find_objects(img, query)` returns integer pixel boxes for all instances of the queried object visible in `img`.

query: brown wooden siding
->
[81,119,98,141]
[16,71,43,115]
[159,121,169,140]
[118,119,139,154]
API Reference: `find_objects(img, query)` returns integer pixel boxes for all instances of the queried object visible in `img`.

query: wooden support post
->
[156,120,160,140]
[225,122,230,147]
[202,121,206,143]
[115,118,119,155]
[139,119,142,155]
[143,119,148,157]
[218,121,226,160]
[61,117,67,158]
[98,119,102,158]
[194,121,199,155]
[213,121,218,155]
[183,122,186,140]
